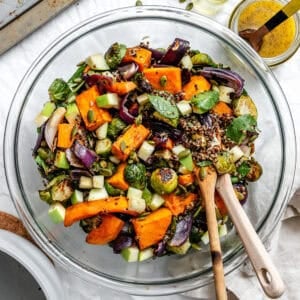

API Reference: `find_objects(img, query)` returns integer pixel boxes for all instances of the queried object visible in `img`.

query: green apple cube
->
[96,93,120,109]
[48,203,66,224]
[71,190,84,205]
[121,247,139,262]
[86,53,110,70]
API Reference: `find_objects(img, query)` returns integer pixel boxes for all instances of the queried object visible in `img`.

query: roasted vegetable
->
[107,117,126,139]
[132,207,172,250]
[80,215,102,233]
[76,85,112,131]
[64,196,138,227]
[245,158,263,182]
[168,214,193,247]
[124,163,147,190]
[57,123,74,149]
[159,38,190,66]
[105,42,127,69]
[86,214,125,245]
[122,47,152,71]
[106,163,129,191]
[163,193,197,216]
[72,140,97,169]
[214,151,236,174]
[111,124,150,161]
[48,78,71,102]
[143,67,182,94]
[232,94,258,119]
[182,75,211,100]
[199,67,245,99]
[150,168,178,195]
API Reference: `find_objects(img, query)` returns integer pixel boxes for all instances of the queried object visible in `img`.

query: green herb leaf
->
[237,161,251,177]
[191,90,219,113]
[149,95,179,119]
[226,114,257,144]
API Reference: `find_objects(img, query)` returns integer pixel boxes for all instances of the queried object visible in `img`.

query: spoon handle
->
[216,174,285,299]
[264,0,300,31]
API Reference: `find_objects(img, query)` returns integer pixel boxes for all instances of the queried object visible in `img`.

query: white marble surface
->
[0,0,299,299]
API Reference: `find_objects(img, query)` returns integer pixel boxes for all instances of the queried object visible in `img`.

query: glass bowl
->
[4,6,296,296]
[228,0,300,67]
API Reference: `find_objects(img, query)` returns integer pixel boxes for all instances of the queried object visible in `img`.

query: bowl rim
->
[4,5,297,296]
[0,229,64,299]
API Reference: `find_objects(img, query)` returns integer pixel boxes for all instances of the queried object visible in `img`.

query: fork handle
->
[265,0,300,32]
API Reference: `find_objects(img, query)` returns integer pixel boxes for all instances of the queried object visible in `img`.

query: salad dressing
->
[238,0,296,58]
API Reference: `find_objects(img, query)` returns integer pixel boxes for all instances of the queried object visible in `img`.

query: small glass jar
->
[228,0,300,67]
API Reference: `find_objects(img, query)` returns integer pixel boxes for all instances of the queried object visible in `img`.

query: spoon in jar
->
[239,0,300,51]
[216,174,285,298]
[194,167,227,300]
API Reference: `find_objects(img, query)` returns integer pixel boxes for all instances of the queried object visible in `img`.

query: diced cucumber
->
[79,176,93,189]
[35,101,56,127]
[176,101,192,116]
[54,151,70,169]
[218,85,234,103]
[127,187,143,200]
[149,193,165,211]
[179,153,194,172]
[71,189,83,205]
[96,93,120,109]
[136,93,149,105]
[65,102,79,124]
[88,188,108,201]
[95,122,108,140]
[218,223,228,238]
[93,175,104,189]
[180,55,193,70]
[86,53,110,70]
[229,145,244,162]
[137,141,155,161]
[95,138,112,155]
[138,248,154,261]
[48,203,65,224]
[121,246,139,262]
[109,155,121,164]
[172,145,186,156]
[168,239,191,255]
[201,231,209,245]
[128,197,146,213]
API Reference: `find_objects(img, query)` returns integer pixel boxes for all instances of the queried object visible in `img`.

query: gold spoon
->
[239,0,300,51]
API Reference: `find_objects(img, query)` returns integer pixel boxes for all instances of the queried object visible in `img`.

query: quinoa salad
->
[33,38,262,262]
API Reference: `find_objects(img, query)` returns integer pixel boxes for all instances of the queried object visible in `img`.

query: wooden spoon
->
[194,167,227,300]
[239,0,300,51]
[216,174,285,298]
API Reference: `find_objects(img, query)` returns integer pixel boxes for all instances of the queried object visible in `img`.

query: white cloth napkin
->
[0,0,299,299]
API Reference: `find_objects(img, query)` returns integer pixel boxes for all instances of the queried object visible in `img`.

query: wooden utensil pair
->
[194,167,285,300]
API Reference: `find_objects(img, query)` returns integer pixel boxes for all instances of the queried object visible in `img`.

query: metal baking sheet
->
[0,0,41,29]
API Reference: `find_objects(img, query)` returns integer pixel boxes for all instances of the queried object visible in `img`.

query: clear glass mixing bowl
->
[4,6,296,296]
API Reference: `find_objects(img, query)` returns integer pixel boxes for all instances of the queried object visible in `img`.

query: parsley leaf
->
[226,114,257,144]
[191,90,219,113]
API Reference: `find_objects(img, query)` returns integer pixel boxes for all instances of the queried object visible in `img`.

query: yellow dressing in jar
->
[238,0,296,58]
